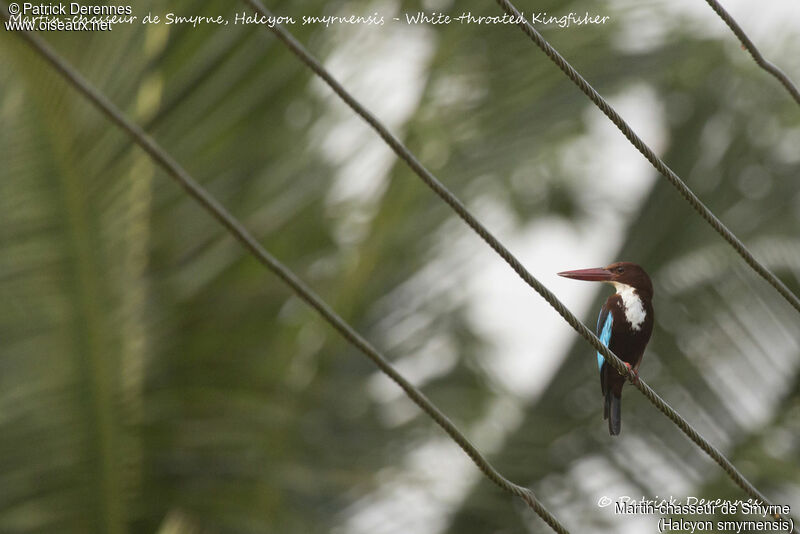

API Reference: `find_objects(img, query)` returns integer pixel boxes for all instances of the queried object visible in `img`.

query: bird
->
[557,262,654,436]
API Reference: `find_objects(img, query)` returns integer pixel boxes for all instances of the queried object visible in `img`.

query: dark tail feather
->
[605,392,622,436]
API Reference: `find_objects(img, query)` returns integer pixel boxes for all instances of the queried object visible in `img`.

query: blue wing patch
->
[596,309,613,371]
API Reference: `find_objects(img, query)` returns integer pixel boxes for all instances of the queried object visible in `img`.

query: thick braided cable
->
[702,0,800,106]
[0,8,568,532]
[243,1,795,527]
[493,0,800,316]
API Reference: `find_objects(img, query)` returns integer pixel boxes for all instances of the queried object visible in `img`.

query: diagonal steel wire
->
[701,0,800,106]
[0,8,569,533]
[492,0,800,317]
[242,1,796,528]
[5,3,794,530]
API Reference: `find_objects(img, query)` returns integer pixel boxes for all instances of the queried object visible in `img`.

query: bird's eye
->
[616,267,624,273]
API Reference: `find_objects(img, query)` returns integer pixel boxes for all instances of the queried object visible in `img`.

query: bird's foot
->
[624,362,640,385]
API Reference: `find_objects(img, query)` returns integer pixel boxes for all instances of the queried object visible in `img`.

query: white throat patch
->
[612,282,646,331]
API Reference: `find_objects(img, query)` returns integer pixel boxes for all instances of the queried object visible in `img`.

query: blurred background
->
[1,0,799,532]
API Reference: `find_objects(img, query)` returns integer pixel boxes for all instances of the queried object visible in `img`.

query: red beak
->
[557,267,613,282]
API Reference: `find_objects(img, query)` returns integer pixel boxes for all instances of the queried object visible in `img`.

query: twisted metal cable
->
[242,1,795,528]
[702,0,800,106]
[5,2,793,529]
[493,0,800,317]
[0,8,568,533]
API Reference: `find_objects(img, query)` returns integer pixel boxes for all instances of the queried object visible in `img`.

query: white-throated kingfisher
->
[558,262,654,436]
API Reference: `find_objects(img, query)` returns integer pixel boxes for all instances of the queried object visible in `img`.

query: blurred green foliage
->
[1,0,798,533]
